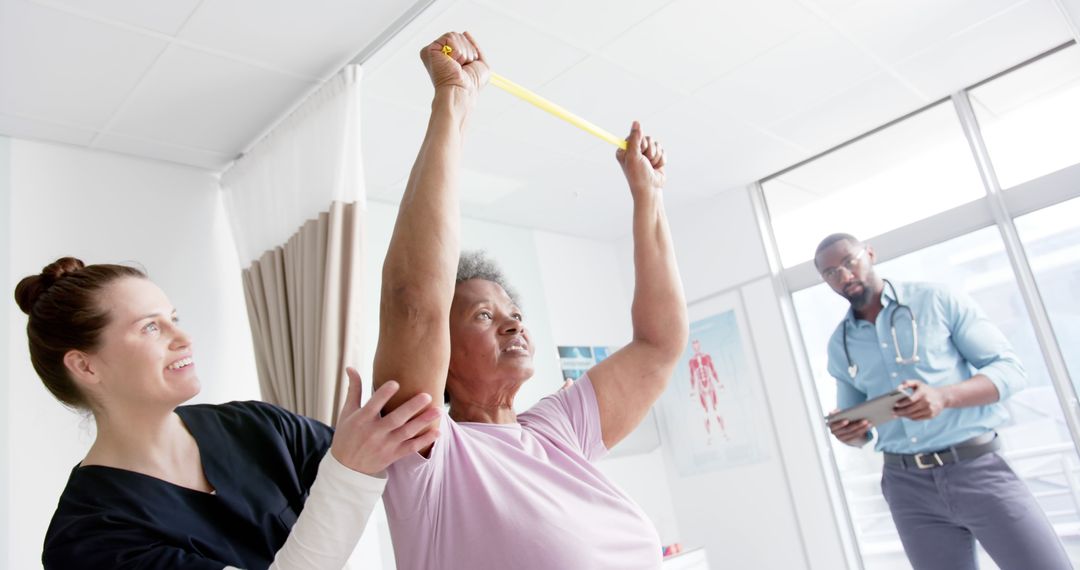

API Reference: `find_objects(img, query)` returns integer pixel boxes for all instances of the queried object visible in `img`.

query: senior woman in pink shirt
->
[374,31,688,569]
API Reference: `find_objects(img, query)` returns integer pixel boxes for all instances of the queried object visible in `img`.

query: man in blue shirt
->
[818,233,1069,570]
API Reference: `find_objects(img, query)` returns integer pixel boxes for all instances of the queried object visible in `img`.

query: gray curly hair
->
[456,250,520,306]
[445,250,521,405]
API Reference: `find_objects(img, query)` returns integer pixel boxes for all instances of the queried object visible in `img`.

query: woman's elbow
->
[636,332,688,369]
[655,315,690,361]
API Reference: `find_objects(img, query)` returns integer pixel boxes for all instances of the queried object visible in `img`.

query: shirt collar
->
[843,279,896,326]
[881,279,899,306]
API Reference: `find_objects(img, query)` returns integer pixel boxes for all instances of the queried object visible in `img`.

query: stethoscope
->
[842,279,920,378]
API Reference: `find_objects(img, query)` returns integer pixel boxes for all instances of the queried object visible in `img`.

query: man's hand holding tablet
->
[825,387,914,447]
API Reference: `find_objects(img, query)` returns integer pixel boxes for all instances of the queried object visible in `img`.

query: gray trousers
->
[881,452,1071,570]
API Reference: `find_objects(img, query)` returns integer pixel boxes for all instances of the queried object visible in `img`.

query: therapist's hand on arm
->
[331,367,442,474]
[253,368,442,570]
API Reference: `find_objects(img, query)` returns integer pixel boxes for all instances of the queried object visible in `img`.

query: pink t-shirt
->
[384,374,663,569]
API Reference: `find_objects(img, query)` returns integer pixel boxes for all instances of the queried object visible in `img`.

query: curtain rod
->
[349,0,437,66]
[230,0,437,167]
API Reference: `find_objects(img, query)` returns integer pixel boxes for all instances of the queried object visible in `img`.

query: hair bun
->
[14,257,86,315]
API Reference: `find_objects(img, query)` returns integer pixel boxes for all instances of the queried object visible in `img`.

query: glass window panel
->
[793,227,1080,569]
[1015,195,1080,392]
[970,44,1080,189]
[763,102,986,268]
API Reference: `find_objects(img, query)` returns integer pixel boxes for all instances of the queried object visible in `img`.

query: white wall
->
[4,140,259,570]
[532,229,681,545]
[637,187,851,569]
[0,135,12,570]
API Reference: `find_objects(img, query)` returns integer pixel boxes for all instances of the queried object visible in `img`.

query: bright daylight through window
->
[762,102,985,268]
[762,42,1080,570]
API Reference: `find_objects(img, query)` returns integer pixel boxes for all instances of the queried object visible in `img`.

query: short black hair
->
[814,233,861,268]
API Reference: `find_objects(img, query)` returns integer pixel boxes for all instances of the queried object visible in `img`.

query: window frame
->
[752,40,1080,569]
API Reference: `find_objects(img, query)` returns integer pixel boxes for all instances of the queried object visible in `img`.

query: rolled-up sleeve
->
[942,289,1027,401]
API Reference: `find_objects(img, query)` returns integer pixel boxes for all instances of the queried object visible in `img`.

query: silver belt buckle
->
[914,452,944,469]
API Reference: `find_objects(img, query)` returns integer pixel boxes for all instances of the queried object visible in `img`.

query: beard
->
[844,281,876,311]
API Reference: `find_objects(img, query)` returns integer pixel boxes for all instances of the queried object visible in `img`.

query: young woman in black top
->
[15,257,440,569]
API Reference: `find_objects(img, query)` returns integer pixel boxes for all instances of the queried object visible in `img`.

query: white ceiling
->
[3,0,1079,240]
[0,0,426,168]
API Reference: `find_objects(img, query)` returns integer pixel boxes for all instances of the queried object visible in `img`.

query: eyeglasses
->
[820,249,866,283]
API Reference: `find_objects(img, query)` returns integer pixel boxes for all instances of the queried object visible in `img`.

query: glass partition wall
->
[759,42,1080,569]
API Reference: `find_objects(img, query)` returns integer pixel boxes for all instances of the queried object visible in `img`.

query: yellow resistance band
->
[442,45,627,150]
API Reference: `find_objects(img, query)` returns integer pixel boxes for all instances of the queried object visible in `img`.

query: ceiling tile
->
[364,1,588,113]
[530,55,683,125]
[835,0,1030,64]
[363,99,637,239]
[0,113,97,146]
[802,0,862,14]
[108,45,315,153]
[471,0,676,52]
[773,101,966,195]
[471,94,617,162]
[93,132,233,170]
[462,125,596,183]
[471,153,634,240]
[484,55,683,160]
[770,72,926,154]
[363,97,608,207]
[178,0,416,79]
[644,96,807,199]
[693,22,881,127]
[894,0,1072,97]
[759,177,819,218]
[34,0,202,35]
[1061,0,1080,32]
[0,0,168,129]
[601,0,818,93]
[969,44,1080,117]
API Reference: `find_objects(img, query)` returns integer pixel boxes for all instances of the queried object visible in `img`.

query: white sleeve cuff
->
[267,452,387,570]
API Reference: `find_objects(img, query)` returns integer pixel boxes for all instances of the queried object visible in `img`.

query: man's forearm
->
[942,374,1000,409]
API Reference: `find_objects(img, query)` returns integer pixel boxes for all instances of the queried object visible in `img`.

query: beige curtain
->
[221,66,365,425]
[240,201,363,424]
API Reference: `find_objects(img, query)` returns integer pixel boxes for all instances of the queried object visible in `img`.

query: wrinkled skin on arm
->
[372,32,489,449]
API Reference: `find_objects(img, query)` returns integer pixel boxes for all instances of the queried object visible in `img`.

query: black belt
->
[883,432,1000,469]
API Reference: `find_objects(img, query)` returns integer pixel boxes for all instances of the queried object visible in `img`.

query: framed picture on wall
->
[557,345,614,382]
[659,290,770,475]
[559,344,662,458]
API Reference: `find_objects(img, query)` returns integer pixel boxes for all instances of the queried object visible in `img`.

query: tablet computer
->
[824,387,912,427]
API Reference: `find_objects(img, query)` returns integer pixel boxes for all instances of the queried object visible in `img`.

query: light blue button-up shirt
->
[826,281,1026,454]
